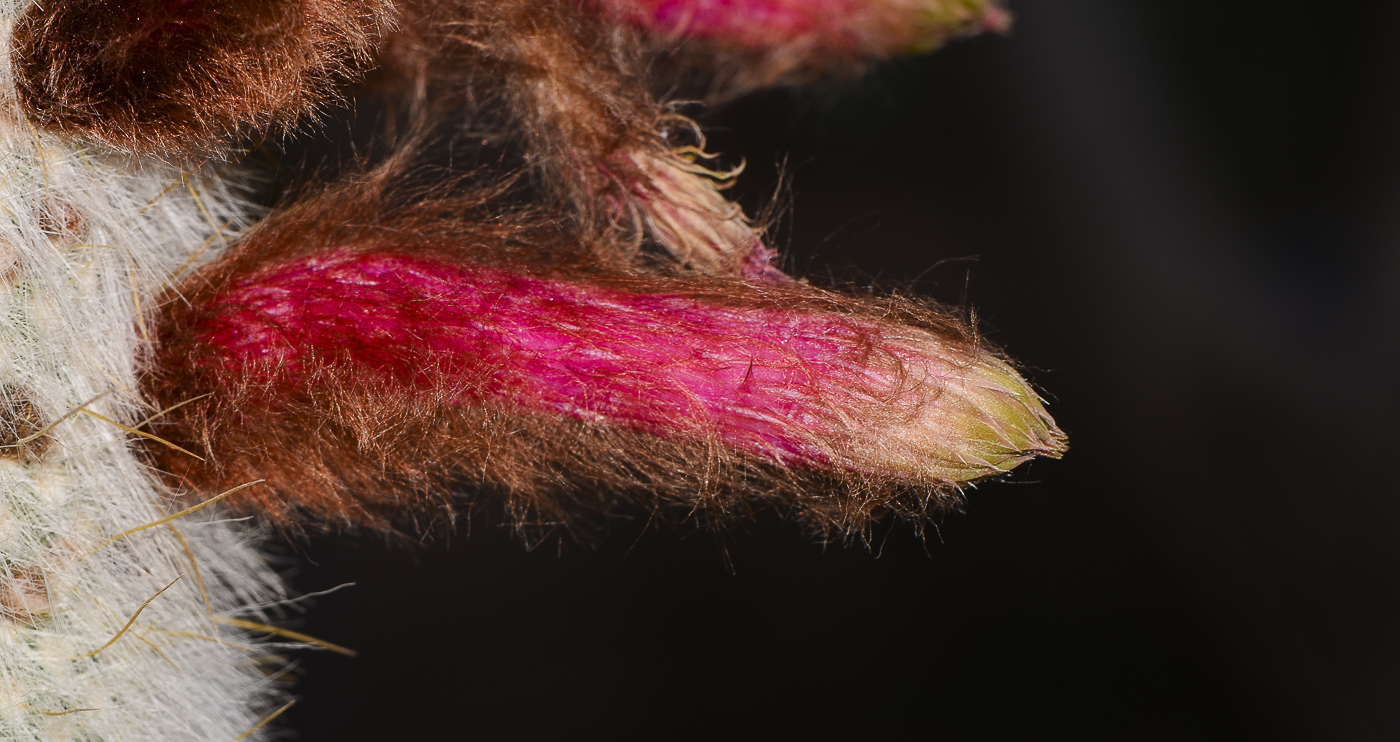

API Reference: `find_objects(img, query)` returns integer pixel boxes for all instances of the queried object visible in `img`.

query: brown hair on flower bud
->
[142,170,1065,540]
[11,0,397,156]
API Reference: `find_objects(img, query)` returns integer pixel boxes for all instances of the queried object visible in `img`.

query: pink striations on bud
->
[191,250,1063,484]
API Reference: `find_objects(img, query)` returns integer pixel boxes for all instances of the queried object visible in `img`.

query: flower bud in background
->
[596,0,1010,88]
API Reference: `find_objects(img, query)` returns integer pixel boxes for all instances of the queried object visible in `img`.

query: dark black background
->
[282,1,1400,739]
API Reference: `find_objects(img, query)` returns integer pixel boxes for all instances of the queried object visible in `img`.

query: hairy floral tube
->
[143,187,1064,534]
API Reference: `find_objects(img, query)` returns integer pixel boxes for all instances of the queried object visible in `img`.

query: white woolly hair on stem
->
[0,5,297,739]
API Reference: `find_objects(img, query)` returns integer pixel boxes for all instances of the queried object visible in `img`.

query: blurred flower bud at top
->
[596,0,1009,66]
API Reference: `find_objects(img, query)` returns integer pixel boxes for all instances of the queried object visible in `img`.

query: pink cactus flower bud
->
[149,247,1064,531]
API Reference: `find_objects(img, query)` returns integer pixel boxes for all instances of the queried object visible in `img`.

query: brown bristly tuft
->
[373,0,773,275]
[11,0,397,157]
[0,385,50,461]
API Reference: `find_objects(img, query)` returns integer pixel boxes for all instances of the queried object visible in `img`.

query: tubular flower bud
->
[146,238,1064,534]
